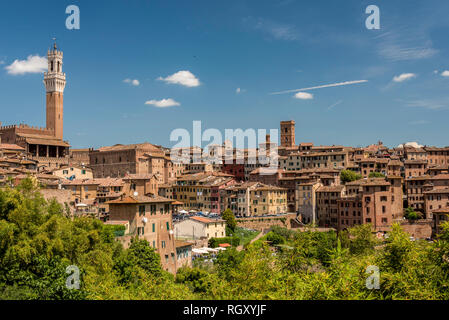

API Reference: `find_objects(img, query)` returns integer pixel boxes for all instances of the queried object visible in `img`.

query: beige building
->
[174,216,226,240]
[221,181,288,217]
[51,165,93,180]
[296,181,322,224]
[107,195,178,273]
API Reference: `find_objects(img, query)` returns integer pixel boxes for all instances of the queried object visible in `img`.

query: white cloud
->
[403,99,449,110]
[327,100,343,110]
[5,55,47,75]
[123,78,140,86]
[393,73,416,82]
[145,98,180,108]
[157,70,200,87]
[294,92,313,100]
[245,17,299,41]
[397,142,423,149]
[441,70,449,77]
[271,80,368,95]
[236,88,247,94]
[376,28,438,62]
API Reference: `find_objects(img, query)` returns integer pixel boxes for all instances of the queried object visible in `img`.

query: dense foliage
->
[1,178,449,300]
[340,170,362,184]
[222,209,237,232]
[369,172,386,178]
[404,207,423,221]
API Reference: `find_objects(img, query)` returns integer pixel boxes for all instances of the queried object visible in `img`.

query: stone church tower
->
[280,120,295,148]
[44,42,66,140]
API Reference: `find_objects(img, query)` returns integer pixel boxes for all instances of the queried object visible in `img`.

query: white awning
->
[201,247,218,252]
[192,248,209,254]
[75,203,88,207]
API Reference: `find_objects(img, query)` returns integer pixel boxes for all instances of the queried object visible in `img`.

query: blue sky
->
[1,0,449,149]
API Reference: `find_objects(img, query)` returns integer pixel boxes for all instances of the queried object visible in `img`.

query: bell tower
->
[44,41,66,140]
[280,120,295,148]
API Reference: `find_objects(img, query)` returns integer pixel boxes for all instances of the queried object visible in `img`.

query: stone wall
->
[396,219,433,239]
[236,213,298,231]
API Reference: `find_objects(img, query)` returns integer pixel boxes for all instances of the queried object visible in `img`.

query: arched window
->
[51,61,54,72]
[57,61,61,72]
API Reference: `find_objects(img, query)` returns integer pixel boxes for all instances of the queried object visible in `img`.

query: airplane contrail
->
[270,80,369,95]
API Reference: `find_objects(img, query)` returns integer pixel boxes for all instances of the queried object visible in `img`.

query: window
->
[152,223,155,232]
[137,226,145,235]
[139,205,145,216]
[166,222,170,231]
[161,241,166,248]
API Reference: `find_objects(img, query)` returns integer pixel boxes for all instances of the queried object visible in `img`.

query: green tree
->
[368,172,385,178]
[404,207,422,220]
[222,209,237,232]
[340,170,362,184]
[266,231,285,245]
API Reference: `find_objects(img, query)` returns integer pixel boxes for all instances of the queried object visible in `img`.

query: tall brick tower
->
[280,120,295,148]
[44,42,66,140]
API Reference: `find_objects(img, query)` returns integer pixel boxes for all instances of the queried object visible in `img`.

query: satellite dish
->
[169,230,174,235]
[142,217,148,224]
[133,191,139,197]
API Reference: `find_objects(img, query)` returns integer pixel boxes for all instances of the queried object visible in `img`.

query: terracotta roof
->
[388,160,403,166]
[430,174,449,180]
[17,133,70,147]
[0,144,25,151]
[97,142,163,153]
[346,178,390,187]
[424,188,449,194]
[404,160,427,164]
[249,167,282,175]
[190,216,224,224]
[123,173,155,180]
[175,240,193,248]
[317,185,345,192]
[432,207,449,214]
[107,194,173,204]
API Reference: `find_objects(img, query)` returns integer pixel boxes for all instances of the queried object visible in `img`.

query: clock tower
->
[43,41,66,140]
